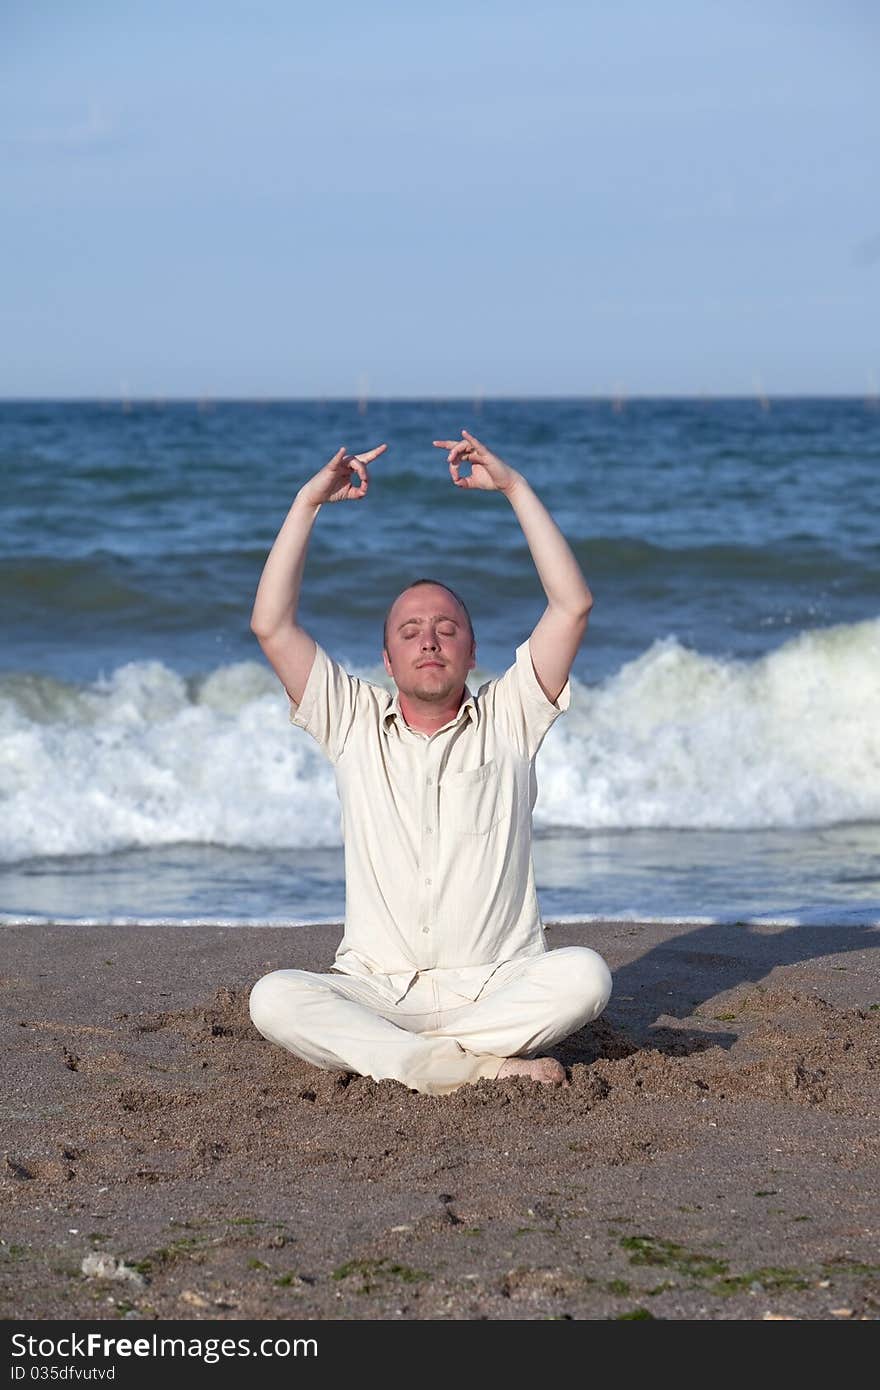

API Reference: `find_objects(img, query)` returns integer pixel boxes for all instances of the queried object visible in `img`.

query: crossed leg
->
[248,945,612,1098]
[420,947,612,1088]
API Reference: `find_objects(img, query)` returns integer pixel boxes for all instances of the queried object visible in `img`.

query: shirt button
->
[425,826,433,835]
[421,926,430,934]
[425,877,432,886]
[426,777,433,786]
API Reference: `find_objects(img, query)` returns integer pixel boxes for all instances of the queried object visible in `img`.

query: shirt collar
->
[382,685,477,735]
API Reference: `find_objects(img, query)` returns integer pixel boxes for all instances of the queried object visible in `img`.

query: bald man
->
[248,430,611,1096]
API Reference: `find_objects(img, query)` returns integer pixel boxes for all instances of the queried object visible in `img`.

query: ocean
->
[1,397,878,928]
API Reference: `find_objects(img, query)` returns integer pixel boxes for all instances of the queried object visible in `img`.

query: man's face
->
[382,584,476,704]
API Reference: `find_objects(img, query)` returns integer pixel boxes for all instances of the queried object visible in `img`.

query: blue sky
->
[2,1,878,397]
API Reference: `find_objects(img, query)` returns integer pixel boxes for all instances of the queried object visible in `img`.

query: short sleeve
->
[287,642,360,765]
[479,638,571,761]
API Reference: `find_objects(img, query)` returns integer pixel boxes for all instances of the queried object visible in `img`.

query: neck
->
[398,687,466,735]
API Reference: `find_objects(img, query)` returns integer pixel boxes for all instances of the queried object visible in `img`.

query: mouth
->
[416,661,445,669]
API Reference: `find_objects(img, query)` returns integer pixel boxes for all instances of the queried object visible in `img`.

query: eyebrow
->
[396,614,461,631]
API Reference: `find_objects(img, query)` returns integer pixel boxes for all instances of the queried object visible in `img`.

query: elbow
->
[250,615,275,643]
[548,594,592,625]
[572,591,593,623]
[251,616,301,647]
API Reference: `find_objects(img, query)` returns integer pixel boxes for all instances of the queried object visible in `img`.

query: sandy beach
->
[2,918,879,1322]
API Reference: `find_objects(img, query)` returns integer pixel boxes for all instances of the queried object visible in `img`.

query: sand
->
[2,918,879,1322]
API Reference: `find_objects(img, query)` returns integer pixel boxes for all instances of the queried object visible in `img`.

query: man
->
[248,428,611,1097]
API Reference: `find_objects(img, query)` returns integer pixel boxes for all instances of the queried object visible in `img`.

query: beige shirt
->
[289,639,570,1004]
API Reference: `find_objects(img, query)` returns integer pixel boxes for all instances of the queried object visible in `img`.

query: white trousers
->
[248,946,612,1097]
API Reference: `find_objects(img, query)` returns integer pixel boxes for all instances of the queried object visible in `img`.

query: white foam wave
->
[0,659,344,863]
[1,617,878,863]
[539,616,880,831]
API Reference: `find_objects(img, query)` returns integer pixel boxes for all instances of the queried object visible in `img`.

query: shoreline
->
[2,918,879,1321]
[4,911,880,928]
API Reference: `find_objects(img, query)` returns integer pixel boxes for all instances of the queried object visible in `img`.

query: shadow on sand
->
[548,917,879,1066]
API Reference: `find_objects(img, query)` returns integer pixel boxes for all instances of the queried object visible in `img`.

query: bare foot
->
[496,1057,569,1087]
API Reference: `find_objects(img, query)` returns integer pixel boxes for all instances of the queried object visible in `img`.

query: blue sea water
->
[1,397,879,927]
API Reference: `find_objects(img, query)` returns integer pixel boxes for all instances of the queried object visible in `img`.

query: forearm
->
[503,473,592,616]
[250,490,322,638]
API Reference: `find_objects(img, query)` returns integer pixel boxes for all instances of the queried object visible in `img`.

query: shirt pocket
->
[441,760,513,835]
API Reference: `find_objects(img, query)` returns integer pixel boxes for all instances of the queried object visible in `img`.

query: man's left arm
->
[433,429,592,703]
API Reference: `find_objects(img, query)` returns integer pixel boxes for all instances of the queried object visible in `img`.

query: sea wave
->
[546,616,880,830]
[1,617,878,861]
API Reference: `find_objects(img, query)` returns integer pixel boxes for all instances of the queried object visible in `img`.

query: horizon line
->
[1,392,877,403]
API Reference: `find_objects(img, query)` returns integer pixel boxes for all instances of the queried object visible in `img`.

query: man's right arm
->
[250,491,320,706]
[249,443,387,705]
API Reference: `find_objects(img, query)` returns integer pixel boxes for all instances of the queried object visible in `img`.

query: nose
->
[420,632,439,651]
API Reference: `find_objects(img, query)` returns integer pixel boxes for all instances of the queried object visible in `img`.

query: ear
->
[382,648,393,677]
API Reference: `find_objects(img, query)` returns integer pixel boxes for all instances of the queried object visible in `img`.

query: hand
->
[298,443,387,505]
[432,429,519,493]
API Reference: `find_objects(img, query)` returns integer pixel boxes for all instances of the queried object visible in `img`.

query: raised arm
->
[250,443,387,705]
[433,429,591,703]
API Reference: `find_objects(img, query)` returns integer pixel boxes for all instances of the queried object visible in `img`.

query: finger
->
[448,460,473,488]
[433,439,458,450]
[356,443,388,463]
[448,441,474,463]
[344,453,368,485]
[461,429,483,446]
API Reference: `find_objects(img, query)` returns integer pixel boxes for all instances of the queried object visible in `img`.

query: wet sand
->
[2,918,879,1321]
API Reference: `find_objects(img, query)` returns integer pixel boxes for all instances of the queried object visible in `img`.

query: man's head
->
[382,579,476,705]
